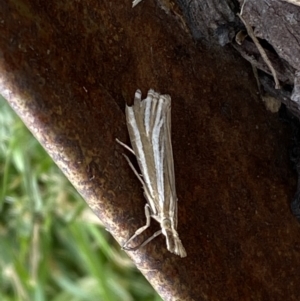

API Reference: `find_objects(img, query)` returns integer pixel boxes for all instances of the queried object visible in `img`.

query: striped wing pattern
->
[125,89,186,257]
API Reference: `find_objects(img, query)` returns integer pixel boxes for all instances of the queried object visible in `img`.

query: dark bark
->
[177,0,300,108]
[177,0,300,226]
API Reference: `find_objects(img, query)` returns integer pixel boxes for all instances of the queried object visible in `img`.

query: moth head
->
[161,218,187,257]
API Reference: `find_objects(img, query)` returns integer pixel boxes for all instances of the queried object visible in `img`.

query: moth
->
[117,89,187,257]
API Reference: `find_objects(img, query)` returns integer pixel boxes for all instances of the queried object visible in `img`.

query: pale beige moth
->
[117,89,187,257]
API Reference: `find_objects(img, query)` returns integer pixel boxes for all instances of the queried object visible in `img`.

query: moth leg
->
[136,229,162,249]
[123,204,152,251]
[121,153,146,187]
[116,138,135,155]
[121,153,158,215]
[116,138,145,185]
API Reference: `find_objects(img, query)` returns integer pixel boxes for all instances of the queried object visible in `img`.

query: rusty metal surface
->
[1,1,300,300]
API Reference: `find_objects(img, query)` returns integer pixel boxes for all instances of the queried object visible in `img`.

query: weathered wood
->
[177,0,300,109]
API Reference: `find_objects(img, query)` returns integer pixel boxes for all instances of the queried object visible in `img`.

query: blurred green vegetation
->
[0,95,162,301]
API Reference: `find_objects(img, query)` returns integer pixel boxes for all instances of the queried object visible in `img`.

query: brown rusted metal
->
[1,1,299,301]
